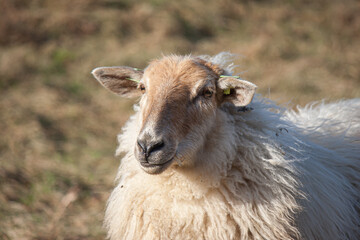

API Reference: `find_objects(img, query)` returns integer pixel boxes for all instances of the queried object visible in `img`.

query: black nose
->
[137,138,165,160]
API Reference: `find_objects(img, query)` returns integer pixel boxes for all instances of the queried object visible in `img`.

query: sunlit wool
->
[100,53,360,240]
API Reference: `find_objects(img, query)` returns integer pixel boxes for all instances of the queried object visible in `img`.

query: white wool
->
[105,54,360,240]
[198,52,239,75]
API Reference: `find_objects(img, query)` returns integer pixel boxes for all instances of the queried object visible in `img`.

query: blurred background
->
[0,0,359,239]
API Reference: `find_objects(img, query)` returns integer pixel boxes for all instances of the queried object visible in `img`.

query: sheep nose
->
[137,138,165,160]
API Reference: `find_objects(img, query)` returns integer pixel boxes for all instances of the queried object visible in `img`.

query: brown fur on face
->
[194,57,225,77]
[140,56,220,138]
[133,56,224,173]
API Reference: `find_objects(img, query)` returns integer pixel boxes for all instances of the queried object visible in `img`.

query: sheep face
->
[92,55,256,174]
[135,57,221,174]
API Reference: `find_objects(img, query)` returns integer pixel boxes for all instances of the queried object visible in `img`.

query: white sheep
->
[92,53,360,240]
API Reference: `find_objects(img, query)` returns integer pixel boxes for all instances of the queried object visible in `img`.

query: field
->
[0,0,359,239]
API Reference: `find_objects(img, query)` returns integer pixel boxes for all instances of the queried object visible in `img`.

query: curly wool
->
[105,97,359,240]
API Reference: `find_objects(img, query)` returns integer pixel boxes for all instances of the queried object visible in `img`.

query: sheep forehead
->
[143,56,215,98]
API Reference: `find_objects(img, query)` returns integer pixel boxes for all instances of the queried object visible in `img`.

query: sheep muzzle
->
[135,128,177,174]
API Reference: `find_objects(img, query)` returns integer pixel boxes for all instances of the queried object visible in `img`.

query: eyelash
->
[203,88,213,98]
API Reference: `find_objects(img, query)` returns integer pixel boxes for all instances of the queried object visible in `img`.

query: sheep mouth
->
[140,158,174,174]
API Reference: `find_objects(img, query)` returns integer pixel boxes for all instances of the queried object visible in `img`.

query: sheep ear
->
[217,76,257,106]
[91,66,143,98]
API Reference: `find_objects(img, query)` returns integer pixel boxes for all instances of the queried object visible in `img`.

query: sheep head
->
[92,55,256,174]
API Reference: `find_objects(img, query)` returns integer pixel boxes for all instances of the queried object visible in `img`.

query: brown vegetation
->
[0,0,359,239]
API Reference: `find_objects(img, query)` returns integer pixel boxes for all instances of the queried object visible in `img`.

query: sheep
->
[92,52,360,240]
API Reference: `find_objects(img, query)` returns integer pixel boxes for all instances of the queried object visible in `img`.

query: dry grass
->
[0,0,359,239]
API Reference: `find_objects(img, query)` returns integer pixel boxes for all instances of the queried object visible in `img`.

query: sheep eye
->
[203,89,213,98]
[139,84,146,93]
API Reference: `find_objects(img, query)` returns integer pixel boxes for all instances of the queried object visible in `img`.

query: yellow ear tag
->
[224,88,231,95]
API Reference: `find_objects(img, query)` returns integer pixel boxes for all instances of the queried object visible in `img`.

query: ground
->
[0,0,359,239]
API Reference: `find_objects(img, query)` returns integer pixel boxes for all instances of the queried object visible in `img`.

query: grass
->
[0,0,359,239]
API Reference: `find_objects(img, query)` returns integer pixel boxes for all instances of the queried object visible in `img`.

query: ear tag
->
[126,78,140,83]
[126,68,142,82]
[223,88,231,95]
[220,75,241,95]
[220,75,241,79]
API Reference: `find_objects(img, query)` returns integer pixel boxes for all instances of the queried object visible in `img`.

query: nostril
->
[148,140,165,155]
[137,139,146,154]
[137,137,165,159]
